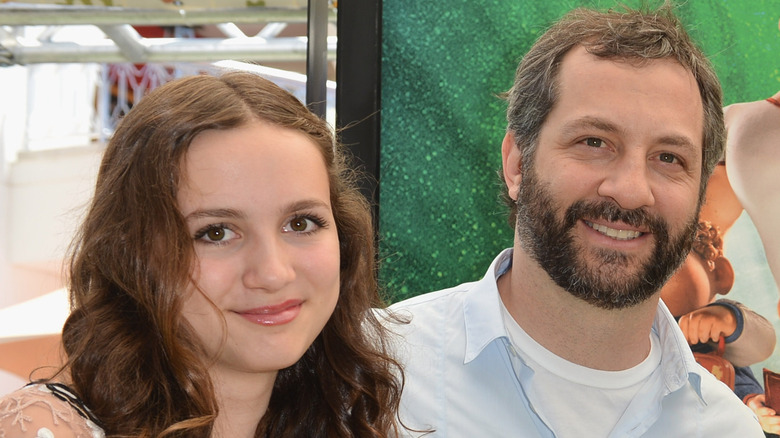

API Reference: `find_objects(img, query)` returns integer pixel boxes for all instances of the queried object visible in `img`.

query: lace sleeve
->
[0,384,104,438]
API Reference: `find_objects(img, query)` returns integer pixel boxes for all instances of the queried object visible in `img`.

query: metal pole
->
[335,0,381,219]
[306,0,328,118]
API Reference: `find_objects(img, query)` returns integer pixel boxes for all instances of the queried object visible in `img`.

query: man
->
[384,4,763,437]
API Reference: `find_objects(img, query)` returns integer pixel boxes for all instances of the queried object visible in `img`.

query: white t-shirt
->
[501,300,662,438]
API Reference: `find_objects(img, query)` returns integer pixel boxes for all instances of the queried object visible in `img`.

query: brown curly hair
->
[690,221,724,272]
[57,72,403,437]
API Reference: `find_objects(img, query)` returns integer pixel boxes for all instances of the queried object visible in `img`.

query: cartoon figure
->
[663,151,779,435]
[660,222,775,400]
[723,89,780,314]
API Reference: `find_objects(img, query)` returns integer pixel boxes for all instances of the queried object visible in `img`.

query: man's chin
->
[560,260,662,309]
[565,285,656,310]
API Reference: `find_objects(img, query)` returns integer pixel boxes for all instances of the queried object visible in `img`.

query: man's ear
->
[710,256,735,296]
[502,132,523,201]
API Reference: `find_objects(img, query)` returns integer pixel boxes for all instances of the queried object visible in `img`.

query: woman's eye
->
[284,216,316,233]
[206,228,226,241]
[659,152,679,164]
[283,214,327,234]
[195,225,236,243]
[584,137,604,147]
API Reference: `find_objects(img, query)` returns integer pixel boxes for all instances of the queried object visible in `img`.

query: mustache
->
[563,200,668,236]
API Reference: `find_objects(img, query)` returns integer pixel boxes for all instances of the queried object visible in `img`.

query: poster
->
[380,0,780,377]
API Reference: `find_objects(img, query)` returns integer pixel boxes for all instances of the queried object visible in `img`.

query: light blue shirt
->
[384,249,763,437]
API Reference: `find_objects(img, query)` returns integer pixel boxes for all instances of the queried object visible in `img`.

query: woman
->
[0,72,403,437]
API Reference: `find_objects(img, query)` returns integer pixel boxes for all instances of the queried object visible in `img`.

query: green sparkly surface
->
[379,0,780,303]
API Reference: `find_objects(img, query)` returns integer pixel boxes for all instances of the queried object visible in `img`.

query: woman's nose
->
[242,237,296,292]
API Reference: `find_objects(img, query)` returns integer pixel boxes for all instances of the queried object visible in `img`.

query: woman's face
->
[177,121,340,380]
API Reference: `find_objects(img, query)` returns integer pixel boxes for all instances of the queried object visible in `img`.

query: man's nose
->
[596,155,655,211]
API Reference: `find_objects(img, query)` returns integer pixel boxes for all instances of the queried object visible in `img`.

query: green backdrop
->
[379,0,780,373]
[379,0,780,300]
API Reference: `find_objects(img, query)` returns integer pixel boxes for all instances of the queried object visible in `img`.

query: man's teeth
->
[585,221,642,241]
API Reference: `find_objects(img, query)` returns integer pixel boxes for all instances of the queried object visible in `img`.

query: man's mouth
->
[584,220,643,241]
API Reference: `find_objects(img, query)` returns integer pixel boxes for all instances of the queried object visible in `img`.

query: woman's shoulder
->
[0,383,104,438]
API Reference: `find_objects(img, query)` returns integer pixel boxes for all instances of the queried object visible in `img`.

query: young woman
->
[0,72,403,437]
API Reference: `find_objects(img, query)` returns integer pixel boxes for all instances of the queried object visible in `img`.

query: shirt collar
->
[463,248,513,363]
[653,298,705,401]
[462,248,705,403]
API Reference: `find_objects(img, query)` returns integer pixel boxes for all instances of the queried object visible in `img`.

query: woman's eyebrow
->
[281,199,331,215]
[183,199,331,222]
[184,208,244,221]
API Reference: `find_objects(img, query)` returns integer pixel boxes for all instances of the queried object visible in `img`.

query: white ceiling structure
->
[0,1,336,66]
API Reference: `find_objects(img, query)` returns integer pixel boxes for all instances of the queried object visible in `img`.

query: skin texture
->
[499,46,704,371]
[178,122,341,436]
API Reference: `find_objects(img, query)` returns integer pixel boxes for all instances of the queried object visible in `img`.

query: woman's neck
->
[210,367,277,438]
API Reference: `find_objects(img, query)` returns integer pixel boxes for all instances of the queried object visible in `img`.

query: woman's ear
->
[502,132,522,201]
[710,256,735,296]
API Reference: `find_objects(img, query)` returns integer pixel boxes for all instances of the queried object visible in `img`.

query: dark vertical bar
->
[336,0,382,219]
[306,0,328,118]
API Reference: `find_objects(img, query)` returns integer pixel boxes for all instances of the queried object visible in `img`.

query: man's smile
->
[584,220,644,241]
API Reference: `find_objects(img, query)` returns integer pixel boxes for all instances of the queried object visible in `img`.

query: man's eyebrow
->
[561,116,621,136]
[562,116,699,152]
[655,134,698,153]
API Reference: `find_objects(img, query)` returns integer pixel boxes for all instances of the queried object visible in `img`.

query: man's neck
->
[498,246,658,371]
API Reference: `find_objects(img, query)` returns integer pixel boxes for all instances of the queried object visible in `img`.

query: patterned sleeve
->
[0,384,104,438]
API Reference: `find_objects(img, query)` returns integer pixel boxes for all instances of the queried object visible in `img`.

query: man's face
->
[516,166,697,309]
[511,47,704,309]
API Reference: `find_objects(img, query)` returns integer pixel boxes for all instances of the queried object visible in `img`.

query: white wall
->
[0,145,101,310]
[0,130,12,308]
[0,64,100,311]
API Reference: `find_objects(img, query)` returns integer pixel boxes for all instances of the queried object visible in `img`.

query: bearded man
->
[383,4,763,437]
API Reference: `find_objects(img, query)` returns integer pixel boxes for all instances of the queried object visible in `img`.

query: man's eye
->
[659,153,679,164]
[585,138,604,147]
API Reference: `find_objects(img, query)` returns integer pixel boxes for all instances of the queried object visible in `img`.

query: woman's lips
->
[236,299,302,326]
